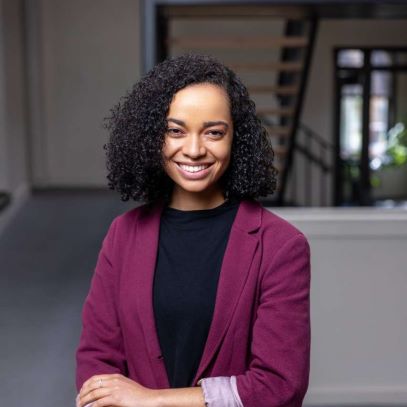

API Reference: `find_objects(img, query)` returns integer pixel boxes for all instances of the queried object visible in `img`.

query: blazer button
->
[157,354,164,360]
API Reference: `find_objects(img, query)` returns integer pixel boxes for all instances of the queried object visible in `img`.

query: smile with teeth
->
[177,163,211,173]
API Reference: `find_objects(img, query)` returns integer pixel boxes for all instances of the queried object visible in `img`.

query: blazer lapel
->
[132,200,169,388]
[191,199,261,385]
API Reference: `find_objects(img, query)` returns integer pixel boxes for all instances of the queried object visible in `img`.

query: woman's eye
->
[207,130,225,137]
[167,128,183,136]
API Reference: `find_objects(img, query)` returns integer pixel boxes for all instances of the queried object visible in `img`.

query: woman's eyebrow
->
[167,118,184,126]
[203,120,229,129]
[167,117,229,129]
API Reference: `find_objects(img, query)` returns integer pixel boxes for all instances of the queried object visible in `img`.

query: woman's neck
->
[168,186,226,211]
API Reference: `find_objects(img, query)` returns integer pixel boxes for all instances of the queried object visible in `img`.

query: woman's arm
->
[76,374,244,407]
[233,232,311,407]
[76,373,205,407]
[76,218,128,390]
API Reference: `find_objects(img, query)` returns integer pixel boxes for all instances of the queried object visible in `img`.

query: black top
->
[152,198,240,388]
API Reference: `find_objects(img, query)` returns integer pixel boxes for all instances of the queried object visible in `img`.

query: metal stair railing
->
[260,116,334,206]
[275,17,319,205]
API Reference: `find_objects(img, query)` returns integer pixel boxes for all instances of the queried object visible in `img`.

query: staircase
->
[154,4,319,205]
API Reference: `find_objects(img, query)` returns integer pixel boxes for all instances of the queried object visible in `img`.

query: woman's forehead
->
[167,83,231,122]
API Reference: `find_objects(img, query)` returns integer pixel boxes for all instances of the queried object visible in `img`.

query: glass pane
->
[340,84,363,159]
[371,50,392,67]
[337,49,364,68]
[342,83,362,96]
[370,96,389,162]
[371,72,407,203]
[371,71,392,96]
[370,72,391,163]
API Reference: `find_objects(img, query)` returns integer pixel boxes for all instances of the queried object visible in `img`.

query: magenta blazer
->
[76,198,311,406]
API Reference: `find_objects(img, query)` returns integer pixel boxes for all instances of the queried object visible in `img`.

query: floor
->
[0,189,133,407]
[0,189,402,407]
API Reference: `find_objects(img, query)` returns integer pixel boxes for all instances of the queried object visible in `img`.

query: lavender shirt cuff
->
[199,376,244,407]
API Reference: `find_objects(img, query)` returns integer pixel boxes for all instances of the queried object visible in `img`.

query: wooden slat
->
[264,125,292,137]
[273,146,289,155]
[256,107,295,117]
[248,85,299,95]
[162,5,309,19]
[227,62,303,72]
[273,163,284,173]
[168,36,308,49]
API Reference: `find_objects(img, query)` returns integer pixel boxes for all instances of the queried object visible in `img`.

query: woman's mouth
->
[175,162,214,180]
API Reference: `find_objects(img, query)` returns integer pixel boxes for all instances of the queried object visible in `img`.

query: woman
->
[76,53,311,407]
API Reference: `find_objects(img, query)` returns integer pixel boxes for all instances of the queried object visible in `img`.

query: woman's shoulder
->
[240,199,304,235]
[111,201,159,230]
[253,200,309,247]
[103,203,160,240]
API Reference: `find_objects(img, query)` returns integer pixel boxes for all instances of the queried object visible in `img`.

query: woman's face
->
[162,83,233,200]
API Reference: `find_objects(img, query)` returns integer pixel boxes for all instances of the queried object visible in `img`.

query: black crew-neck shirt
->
[152,198,240,388]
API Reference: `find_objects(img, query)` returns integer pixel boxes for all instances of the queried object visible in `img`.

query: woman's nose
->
[182,134,206,157]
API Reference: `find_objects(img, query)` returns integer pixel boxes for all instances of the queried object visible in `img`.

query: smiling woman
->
[75,53,311,407]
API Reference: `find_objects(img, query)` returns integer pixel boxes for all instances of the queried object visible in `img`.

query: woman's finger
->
[78,387,112,407]
[86,395,117,407]
[80,374,119,399]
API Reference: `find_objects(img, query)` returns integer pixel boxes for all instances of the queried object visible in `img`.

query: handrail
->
[276,17,319,206]
[261,117,333,172]
[299,122,334,150]
[294,142,332,172]
[260,115,334,206]
[294,123,334,206]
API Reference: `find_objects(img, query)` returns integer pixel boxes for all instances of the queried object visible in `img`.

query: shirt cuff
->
[199,376,244,407]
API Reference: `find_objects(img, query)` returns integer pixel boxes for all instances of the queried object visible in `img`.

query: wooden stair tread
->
[162,5,310,19]
[273,163,285,173]
[273,146,289,155]
[168,36,308,49]
[248,85,299,95]
[227,62,303,72]
[264,125,292,137]
[256,107,295,117]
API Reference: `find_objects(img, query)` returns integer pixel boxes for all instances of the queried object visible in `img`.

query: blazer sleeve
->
[235,232,311,407]
[75,217,128,391]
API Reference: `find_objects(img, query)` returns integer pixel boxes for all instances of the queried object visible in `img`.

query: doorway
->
[334,47,407,206]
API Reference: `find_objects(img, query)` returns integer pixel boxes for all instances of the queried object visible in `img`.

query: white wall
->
[0,0,29,195]
[0,1,7,191]
[272,207,407,405]
[30,0,141,187]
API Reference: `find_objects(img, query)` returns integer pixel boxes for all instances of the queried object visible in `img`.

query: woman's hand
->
[77,373,159,407]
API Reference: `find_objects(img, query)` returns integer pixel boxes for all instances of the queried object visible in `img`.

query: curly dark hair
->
[103,53,278,203]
